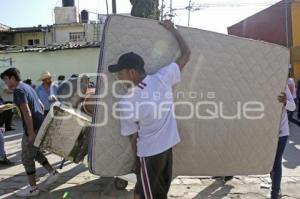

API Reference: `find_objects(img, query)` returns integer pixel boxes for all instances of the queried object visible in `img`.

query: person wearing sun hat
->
[36,72,58,116]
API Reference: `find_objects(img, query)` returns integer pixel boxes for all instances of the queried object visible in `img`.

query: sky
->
[0,0,281,34]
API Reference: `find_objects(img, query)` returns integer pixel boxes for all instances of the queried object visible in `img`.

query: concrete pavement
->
[1,118,300,199]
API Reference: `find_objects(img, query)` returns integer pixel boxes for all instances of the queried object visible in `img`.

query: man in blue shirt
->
[36,72,58,116]
[1,68,59,197]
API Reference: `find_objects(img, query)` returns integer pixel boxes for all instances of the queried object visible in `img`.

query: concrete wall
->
[0,33,14,45]
[84,23,102,42]
[292,1,300,80]
[3,22,103,47]
[45,31,54,45]
[53,23,103,44]
[227,0,292,47]
[13,32,47,46]
[0,48,100,85]
[54,7,77,24]
[292,2,300,45]
[53,24,84,44]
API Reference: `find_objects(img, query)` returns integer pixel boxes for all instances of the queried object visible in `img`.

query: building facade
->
[291,0,300,79]
[228,0,300,80]
[0,2,105,48]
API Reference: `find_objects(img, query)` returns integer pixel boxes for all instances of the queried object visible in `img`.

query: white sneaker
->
[16,185,39,197]
[45,170,60,185]
[267,191,271,199]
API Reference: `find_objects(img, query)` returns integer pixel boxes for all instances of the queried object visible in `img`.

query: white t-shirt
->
[119,62,181,157]
[287,78,296,99]
[279,85,296,137]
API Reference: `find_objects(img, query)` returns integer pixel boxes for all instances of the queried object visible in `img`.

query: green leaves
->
[130,0,160,20]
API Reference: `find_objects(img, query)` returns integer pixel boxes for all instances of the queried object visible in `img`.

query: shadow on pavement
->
[0,118,90,197]
[38,177,133,199]
[1,167,133,199]
[1,163,89,198]
[193,180,233,198]
[287,110,300,127]
[283,120,300,169]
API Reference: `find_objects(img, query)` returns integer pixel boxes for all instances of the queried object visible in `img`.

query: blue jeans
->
[271,136,288,199]
[0,128,6,158]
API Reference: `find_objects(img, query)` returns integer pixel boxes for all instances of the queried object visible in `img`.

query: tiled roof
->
[0,42,101,53]
[0,23,10,31]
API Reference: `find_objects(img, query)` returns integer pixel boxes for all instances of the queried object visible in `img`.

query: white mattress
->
[88,15,289,177]
[34,103,91,162]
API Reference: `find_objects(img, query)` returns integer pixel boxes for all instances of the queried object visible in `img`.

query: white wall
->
[85,23,103,42]
[53,23,103,44]
[45,31,53,46]
[54,7,77,24]
[54,24,84,44]
[0,48,100,85]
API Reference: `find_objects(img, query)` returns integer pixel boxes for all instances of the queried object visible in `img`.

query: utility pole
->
[188,0,192,27]
[160,0,165,20]
[77,0,80,22]
[112,0,117,14]
[284,0,289,47]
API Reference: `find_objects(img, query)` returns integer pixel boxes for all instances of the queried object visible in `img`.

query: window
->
[0,35,9,44]
[1,36,7,41]
[34,39,40,45]
[69,32,85,42]
[28,40,34,45]
[27,39,40,46]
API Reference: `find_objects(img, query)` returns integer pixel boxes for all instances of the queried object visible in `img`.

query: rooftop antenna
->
[112,0,117,14]
[188,0,192,27]
[170,0,173,19]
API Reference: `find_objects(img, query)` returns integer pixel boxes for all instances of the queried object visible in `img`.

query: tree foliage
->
[130,0,160,20]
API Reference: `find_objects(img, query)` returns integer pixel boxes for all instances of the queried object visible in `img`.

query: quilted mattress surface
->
[34,103,91,162]
[89,15,289,177]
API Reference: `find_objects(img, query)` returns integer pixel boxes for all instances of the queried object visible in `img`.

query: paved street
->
[1,118,300,199]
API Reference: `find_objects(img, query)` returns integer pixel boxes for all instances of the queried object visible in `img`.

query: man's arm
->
[160,20,191,71]
[285,86,296,111]
[278,86,296,111]
[49,87,58,102]
[3,88,14,94]
[288,83,295,99]
[129,133,138,172]
[39,99,45,113]
[129,133,137,155]
[19,103,36,144]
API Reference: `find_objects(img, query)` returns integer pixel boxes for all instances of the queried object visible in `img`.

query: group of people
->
[0,19,296,199]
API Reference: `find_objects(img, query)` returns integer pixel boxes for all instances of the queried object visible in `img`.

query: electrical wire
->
[164,0,290,11]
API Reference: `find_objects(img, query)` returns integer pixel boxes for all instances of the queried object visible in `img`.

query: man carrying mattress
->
[108,20,190,199]
[0,68,60,197]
